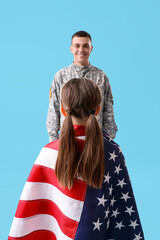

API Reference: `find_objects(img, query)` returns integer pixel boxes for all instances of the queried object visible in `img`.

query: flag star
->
[125,205,135,216]
[106,218,110,229]
[129,219,139,229]
[97,194,107,207]
[108,136,113,142]
[104,207,110,219]
[133,232,143,240]
[114,164,123,175]
[92,218,103,231]
[121,192,131,202]
[111,208,120,218]
[109,185,113,195]
[109,150,117,162]
[118,146,122,153]
[115,221,125,230]
[117,178,127,189]
[110,196,116,207]
[104,172,111,184]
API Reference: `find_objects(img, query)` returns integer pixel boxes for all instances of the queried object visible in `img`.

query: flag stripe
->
[8,145,88,240]
[27,164,87,201]
[9,215,73,240]
[20,182,84,222]
[15,199,78,238]
[34,147,58,170]
[8,230,57,240]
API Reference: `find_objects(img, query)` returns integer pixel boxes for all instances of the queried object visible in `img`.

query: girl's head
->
[55,78,104,189]
[61,78,101,119]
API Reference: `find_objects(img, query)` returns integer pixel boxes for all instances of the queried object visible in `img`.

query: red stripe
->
[44,126,85,151]
[45,140,59,151]
[8,230,57,240]
[27,164,87,201]
[15,199,78,238]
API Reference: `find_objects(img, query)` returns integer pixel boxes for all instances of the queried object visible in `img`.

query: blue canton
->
[74,130,145,240]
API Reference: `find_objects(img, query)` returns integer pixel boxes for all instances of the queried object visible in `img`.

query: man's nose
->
[79,46,84,52]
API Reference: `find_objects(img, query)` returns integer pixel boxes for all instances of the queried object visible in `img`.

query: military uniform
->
[46,63,118,142]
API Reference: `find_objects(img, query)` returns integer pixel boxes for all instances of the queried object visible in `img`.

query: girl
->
[8,78,144,240]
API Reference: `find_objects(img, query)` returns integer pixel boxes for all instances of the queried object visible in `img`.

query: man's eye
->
[84,45,89,48]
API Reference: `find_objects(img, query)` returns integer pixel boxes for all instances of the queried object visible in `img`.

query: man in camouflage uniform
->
[46,31,118,142]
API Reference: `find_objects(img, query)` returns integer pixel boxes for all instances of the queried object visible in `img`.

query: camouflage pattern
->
[46,63,118,142]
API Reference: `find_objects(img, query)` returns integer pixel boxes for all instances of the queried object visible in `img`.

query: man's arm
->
[46,75,60,142]
[102,76,118,139]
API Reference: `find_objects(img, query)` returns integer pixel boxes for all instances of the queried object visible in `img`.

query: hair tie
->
[87,110,96,115]
[66,109,71,115]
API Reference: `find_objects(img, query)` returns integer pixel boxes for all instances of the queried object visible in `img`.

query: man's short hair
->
[71,31,92,42]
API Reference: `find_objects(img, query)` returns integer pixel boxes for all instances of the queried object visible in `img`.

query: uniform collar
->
[71,63,92,72]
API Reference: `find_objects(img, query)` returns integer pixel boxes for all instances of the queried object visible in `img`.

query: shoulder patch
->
[49,88,52,98]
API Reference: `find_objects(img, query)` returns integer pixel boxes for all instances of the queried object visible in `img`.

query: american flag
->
[8,126,145,240]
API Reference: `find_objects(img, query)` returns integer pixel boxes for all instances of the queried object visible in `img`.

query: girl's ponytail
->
[76,114,104,188]
[55,113,78,189]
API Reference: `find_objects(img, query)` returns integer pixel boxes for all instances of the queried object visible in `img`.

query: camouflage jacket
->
[46,63,118,141]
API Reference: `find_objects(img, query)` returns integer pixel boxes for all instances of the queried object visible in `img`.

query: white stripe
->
[76,136,85,140]
[35,139,86,170]
[34,146,85,181]
[20,182,84,222]
[9,214,72,240]
[35,147,58,170]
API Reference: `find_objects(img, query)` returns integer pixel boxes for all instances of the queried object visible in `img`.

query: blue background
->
[0,1,160,239]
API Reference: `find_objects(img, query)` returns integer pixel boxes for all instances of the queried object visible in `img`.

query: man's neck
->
[73,61,90,67]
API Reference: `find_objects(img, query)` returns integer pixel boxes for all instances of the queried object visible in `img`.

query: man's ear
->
[95,105,101,116]
[70,45,73,53]
[61,105,66,117]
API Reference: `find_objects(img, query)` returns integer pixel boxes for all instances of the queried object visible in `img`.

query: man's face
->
[70,37,93,66]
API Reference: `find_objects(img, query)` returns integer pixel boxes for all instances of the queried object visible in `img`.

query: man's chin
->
[77,58,88,63]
